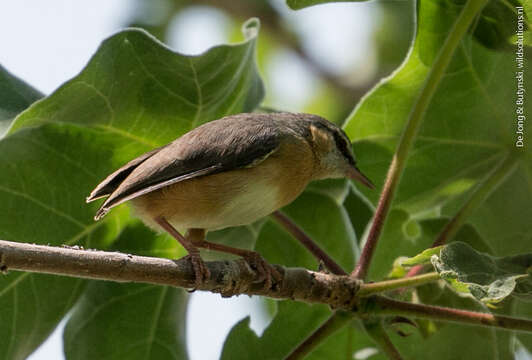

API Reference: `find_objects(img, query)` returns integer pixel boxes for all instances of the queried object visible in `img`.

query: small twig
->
[358,272,440,297]
[352,0,489,280]
[406,154,519,277]
[285,311,353,360]
[369,296,532,333]
[272,211,347,275]
[363,319,403,360]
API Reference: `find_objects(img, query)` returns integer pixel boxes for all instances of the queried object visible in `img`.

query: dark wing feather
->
[86,145,168,202]
[92,114,283,220]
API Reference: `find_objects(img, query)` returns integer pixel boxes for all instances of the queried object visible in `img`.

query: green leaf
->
[0,124,129,359]
[286,0,366,11]
[0,65,42,138]
[9,19,264,147]
[472,0,531,52]
[0,274,86,360]
[344,0,531,262]
[257,190,358,271]
[431,241,532,304]
[391,321,514,360]
[64,282,188,360]
[221,301,331,359]
[401,246,444,267]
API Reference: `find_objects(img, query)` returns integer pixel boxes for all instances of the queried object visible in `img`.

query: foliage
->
[0,0,530,359]
[431,241,532,304]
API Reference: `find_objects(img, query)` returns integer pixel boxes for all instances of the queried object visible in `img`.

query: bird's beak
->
[347,166,375,189]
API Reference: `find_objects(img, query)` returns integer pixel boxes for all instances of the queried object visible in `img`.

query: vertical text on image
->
[515,6,525,148]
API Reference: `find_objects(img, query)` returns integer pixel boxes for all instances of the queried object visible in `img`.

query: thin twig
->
[358,272,440,297]
[285,311,353,360]
[352,0,489,280]
[272,211,347,275]
[363,320,403,360]
[369,296,532,333]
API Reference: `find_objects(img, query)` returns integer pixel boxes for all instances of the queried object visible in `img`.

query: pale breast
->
[131,137,315,231]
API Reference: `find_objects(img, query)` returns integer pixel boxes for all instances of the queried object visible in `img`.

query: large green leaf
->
[64,282,188,360]
[64,223,188,360]
[344,0,531,257]
[9,19,264,147]
[431,241,532,304]
[0,65,42,138]
[0,124,127,360]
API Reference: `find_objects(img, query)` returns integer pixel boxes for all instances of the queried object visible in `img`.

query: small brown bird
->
[87,112,373,288]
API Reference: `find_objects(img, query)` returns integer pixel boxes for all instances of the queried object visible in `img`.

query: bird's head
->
[304,116,374,189]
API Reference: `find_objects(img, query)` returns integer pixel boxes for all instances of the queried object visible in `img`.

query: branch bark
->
[0,239,361,308]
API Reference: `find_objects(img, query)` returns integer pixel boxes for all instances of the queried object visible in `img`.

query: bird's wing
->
[86,145,168,202]
[92,114,284,219]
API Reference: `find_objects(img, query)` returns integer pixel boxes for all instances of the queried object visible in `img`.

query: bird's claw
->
[243,251,282,291]
[184,253,210,292]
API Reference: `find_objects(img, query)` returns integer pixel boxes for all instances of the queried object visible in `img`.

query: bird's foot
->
[243,251,282,291]
[184,252,210,291]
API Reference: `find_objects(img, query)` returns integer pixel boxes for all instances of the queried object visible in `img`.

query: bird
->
[86,112,374,289]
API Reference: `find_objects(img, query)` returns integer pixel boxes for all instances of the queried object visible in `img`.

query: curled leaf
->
[431,242,532,304]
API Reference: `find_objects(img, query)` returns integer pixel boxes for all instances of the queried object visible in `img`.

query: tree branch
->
[2,239,532,336]
[0,239,361,307]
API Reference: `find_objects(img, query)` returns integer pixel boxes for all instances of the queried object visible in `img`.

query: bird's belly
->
[204,181,280,229]
[131,170,285,231]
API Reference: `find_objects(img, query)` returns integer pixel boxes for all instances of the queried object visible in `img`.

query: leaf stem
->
[272,211,347,275]
[363,320,403,360]
[358,272,440,297]
[285,311,353,360]
[369,296,532,333]
[352,0,489,280]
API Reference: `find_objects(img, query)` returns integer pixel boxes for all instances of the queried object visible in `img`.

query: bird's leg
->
[187,228,281,290]
[154,217,210,290]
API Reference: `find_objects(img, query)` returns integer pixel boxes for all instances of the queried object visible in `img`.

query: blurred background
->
[0,0,414,359]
